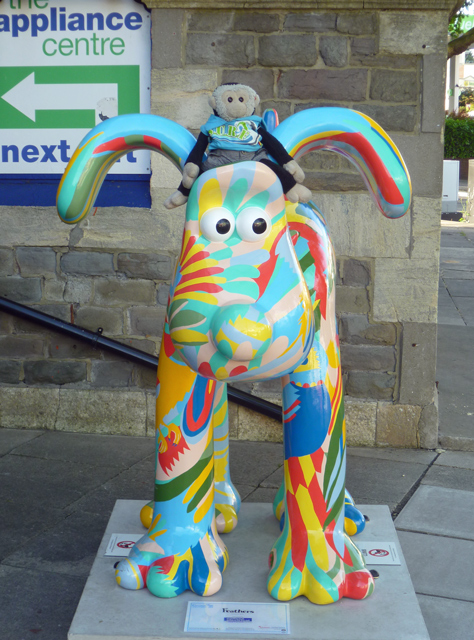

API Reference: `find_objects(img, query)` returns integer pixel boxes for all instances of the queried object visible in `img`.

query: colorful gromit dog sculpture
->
[57,107,411,605]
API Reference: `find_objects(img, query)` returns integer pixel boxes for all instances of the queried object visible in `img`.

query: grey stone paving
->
[1,427,474,640]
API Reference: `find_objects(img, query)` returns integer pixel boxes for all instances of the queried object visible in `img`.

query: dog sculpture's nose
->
[211,304,272,362]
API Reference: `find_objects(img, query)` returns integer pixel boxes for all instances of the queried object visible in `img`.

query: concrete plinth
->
[68,501,429,640]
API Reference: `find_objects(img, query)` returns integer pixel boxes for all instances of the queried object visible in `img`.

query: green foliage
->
[466,50,474,63]
[449,1,474,38]
[459,88,474,107]
[445,116,474,158]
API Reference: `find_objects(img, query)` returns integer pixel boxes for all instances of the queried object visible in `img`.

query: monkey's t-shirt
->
[201,115,266,152]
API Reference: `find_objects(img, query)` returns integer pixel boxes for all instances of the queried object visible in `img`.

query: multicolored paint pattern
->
[56,107,411,605]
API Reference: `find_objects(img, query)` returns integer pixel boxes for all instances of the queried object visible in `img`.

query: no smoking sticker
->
[105,533,142,557]
[356,541,400,565]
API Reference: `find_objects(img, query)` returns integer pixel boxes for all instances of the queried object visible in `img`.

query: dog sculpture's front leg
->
[115,344,227,598]
[268,339,374,604]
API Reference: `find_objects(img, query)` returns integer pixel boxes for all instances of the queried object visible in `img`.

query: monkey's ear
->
[209,95,217,109]
[253,93,260,109]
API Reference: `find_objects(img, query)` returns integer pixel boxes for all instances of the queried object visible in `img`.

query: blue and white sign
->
[184,602,290,635]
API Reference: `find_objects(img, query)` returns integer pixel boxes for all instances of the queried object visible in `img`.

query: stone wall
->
[0,1,449,448]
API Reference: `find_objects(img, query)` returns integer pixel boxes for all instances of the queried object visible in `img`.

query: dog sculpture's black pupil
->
[216,219,231,234]
[252,218,267,234]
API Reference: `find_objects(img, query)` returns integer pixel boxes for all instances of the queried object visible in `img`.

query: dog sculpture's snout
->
[210,304,272,362]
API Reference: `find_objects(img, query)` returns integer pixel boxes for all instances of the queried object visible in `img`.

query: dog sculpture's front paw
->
[215,480,241,533]
[115,527,228,598]
[267,529,374,604]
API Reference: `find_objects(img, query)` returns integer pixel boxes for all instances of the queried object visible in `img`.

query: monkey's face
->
[211,86,259,121]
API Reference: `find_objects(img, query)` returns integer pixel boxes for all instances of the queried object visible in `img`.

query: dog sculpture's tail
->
[57,108,410,223]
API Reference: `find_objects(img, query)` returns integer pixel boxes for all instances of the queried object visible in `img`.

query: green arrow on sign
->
[0,65,140,129]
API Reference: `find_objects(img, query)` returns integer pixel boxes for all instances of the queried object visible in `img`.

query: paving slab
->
[421,465,474,492]
[345,457,427,512]
[398,530,474,602]
[68,501,430,640]
[348,447,438,465]
[436,284,464,325]
[442,278,474,296]
[450,296,474,324]
[442,268,474,280]
[10,431,155,469]
[3,510,111,578]
[0,427,43,455]
[434,450,474,469]
[228,440,284,486]
[417,594,474,640]
[436,325,474,442]
[395,485,474,540]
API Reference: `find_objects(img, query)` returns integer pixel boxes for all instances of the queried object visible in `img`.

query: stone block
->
[340,344,396,371]
[222,69,275,100]
[336,12,376,35]
[391,133,443,198]
[418,398,439,450]
[350,52,418,69]
[16,247,56,277]
[0,248,14,276]
[91,361,135,388]
[336,285,369,314]
[23,361,87,386]
[64,278,93,304]
[344,397,377,446]
[233,12,279,33]
[0,387,60,430]
[411,197,442,261]
[315,193,411,258]
[350,37,377,56]
[238,405,282,443]
[43,279,66,302]
[260,100,292,123]
[379,12,448,56]
[284,13,336,32]
[151,153,183,191]
[75,306,123,335]
[0,361,22,384]
[399,323,437,406]
[31,304,71,322]
[187,10,234,32]
[227,400,239,439]
[339,314,397,345]
[341,258,371,286]
[421,54,446,134]
[128,306,166,337]
[186,33,255,67]
[135,365,157,390]
[345,371,395,400]
[157,282,171,306]
[370,70,418,103]
[299,150,341,171]
[319,36,348,67]
[55,389,147,436]
[373,257,439,323]
[115,337,159,356]
[278,69,368,101]
[0,336,44,358]
[376,403,422,448]
[258,35,317,67]
[0,313,13,334]
[117,253,172,280]
[60,251,114,277]
[151,68,218,130]
[0,208,70,247]
[93,278,156,306]
[49,335,105,360]
[151,8,184,70]
[304,171,366,192]
[353,104,416,133]
[0,276,42,303]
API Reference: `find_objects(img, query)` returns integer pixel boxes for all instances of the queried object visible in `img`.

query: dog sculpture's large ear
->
[56,114,198,225]
[272,108,411,219]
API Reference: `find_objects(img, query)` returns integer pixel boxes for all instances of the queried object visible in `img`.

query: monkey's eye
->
[239,97,244,102]
[236,207,272,242]
[200,207,235,242]
[227,97,233,103]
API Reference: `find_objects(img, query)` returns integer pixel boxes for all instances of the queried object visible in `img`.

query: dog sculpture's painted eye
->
[200,208,235,242]
[236,207,272,242]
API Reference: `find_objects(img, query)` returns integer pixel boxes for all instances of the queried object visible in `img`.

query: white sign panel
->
[184,602,290,635]
[0,0,151,175]
[105,533,142,557]
[356,541,401,566]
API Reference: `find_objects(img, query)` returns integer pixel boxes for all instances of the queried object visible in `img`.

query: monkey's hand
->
[182,163,200,189]
[164,191,188,209]
[283,160,305,184]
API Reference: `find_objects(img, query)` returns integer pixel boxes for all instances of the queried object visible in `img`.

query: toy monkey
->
[164,83,312,209]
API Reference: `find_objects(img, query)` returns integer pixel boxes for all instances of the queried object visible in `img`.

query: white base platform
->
[68,501,430,640]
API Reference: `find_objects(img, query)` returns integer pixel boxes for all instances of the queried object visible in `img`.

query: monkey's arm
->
[164,133,209,209]
[258,128,305,184]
